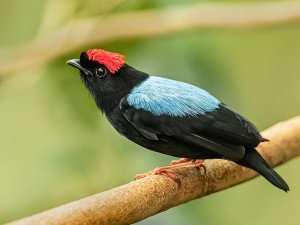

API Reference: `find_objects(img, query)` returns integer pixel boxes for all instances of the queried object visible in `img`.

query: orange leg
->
[135,159,206,184]
[135,166,181,183]
[170,158,193,165]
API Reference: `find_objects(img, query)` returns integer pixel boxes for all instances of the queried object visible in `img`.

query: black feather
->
[237,147,289,192]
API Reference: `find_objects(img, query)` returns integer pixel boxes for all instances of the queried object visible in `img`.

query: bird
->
[67,49,289,192]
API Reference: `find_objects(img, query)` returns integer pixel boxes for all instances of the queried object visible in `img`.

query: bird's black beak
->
[66,59,92,76]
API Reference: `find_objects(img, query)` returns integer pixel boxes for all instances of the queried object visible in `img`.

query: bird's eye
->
[96,67,107,78]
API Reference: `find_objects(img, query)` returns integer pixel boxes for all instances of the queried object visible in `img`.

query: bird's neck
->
[96,64,149,114]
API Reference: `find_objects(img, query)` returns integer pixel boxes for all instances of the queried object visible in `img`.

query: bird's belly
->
[131,135,219,159]
[121,129,219,159]
[107,110,219,160]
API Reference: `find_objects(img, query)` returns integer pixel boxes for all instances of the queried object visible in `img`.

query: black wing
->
[204,104,266,146]
[120,97,264,161]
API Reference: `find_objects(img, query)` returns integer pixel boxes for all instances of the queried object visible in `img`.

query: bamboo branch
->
[7,116,300,225]
[1,1,300,76]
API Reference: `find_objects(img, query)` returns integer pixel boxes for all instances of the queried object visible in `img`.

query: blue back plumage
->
[126,76,220,117]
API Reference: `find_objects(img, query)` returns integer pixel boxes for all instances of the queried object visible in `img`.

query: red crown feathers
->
[86,49,125,73]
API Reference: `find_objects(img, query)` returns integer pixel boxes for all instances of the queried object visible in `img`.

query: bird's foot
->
[134,159,206,184]
[170,158,206,174]
[135,166,180,184]
[170,157,193,165]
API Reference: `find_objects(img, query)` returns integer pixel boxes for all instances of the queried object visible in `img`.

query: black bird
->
[67,49,289,192]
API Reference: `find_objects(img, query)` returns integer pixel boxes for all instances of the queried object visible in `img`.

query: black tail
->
[237,147,289,192]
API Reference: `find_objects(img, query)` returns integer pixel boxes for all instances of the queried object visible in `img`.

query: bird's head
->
[67,49,148,111]
[67,49,126,96]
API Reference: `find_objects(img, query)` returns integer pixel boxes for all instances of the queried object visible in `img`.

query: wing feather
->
[120,98,254,161]
[119,76,264,160]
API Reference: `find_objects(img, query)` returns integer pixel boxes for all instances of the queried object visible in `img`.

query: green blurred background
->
[1,0,299,224]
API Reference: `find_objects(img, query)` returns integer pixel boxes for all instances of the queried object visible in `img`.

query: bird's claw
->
[170,158,193,165]
[135,166,181,185]
[134,159,206,185]
[170,158,206,174]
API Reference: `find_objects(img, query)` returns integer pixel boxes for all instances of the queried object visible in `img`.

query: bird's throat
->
[95,91,126,114]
